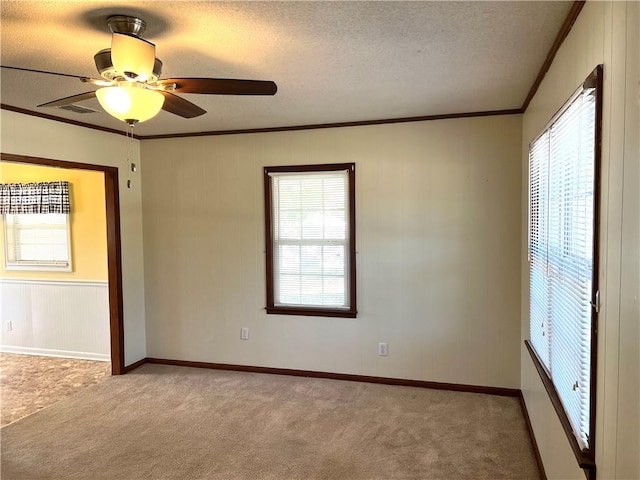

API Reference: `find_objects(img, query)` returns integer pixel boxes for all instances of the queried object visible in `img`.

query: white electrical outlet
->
[378,342,388,356]
[241,327,249,340]
[6,321,12,331]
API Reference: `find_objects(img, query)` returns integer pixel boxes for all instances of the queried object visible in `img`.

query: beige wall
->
[141,115,523,388]
[0,110,147,367]
[521,2,639,479]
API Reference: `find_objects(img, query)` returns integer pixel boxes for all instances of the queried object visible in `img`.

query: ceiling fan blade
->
[37,91,97,108]
[159,78,277,96]
[1,65,90,81]
[160,91,206,118]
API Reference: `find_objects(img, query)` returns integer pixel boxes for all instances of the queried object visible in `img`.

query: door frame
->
[1,152,125,374]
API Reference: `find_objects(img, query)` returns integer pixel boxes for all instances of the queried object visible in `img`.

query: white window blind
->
[528,84,597,450]
[529,130,552,370]
[270,170,350,309]
[4,213,71,270]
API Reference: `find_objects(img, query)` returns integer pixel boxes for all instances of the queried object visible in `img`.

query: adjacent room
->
[0,162,112,424]
[0,1,638,480]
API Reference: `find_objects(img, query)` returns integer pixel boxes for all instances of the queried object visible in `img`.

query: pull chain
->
[125,123,136,188]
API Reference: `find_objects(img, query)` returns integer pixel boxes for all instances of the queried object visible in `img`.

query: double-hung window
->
[4,213,72,271]
[1,180,72,271]
[527,66,602,470]
[264,163,356,317]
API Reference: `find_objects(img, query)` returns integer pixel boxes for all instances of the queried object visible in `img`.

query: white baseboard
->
[0,345,110,362]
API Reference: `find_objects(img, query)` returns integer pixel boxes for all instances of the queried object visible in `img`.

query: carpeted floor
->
[1,364,541,479]
[0,353,111,426]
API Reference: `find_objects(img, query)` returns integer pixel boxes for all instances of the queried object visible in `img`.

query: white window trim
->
[3,213,73,272]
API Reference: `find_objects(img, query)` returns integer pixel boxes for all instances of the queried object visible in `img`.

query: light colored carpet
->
[1,364,540,480]
[0,353,111,426]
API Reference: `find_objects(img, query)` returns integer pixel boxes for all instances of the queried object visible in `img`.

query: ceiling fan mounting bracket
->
[107,15,147,37]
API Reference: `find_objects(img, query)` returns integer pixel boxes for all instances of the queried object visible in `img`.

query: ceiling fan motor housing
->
[94,49,163,83]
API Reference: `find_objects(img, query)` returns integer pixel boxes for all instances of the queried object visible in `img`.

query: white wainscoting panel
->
[0,279,110,361]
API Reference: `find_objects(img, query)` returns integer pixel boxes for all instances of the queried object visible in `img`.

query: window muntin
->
[528,67,601,456]
[3,213,72,271]
[265,164,356,317]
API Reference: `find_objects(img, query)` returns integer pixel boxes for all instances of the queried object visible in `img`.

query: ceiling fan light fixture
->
[96,85,164,124]
[111,33,156,82]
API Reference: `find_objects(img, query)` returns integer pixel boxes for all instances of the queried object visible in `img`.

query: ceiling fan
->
[4,15,277,124]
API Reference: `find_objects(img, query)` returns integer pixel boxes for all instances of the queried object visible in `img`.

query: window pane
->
[279,274,301,305]
[19,245,38,261]
[279,245,300,274]
[323,245,345,276]
[278,179,301,210]
[300,245,322,275]
[18,229,37,244]
[53,244,70,262]
[299,178,323,210]
[300,275,323,305]
[324,178,346,210]
[323,277,345,306]
[324,210,346,240]
[278,211,301,239]
[302,211,323,239]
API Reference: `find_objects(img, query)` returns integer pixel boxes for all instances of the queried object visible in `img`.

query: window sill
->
[4,264,72,272]
[266,306,357,318]
[524,340,596,479]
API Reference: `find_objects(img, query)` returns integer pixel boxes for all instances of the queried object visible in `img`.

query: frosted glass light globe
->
[96,85,164,123]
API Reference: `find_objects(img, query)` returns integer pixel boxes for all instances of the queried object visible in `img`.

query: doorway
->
[1,152,124,374]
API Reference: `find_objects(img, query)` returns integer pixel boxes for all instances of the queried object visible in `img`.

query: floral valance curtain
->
[0,181,71,214]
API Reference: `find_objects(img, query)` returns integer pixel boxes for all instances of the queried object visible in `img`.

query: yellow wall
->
[0,161,108,281]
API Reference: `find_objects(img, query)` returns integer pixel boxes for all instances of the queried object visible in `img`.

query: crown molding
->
[0,104,140,138]
[520,1,586,112]
[140,109,522,140]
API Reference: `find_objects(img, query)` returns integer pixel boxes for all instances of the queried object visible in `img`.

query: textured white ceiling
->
[0,1,573,137]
